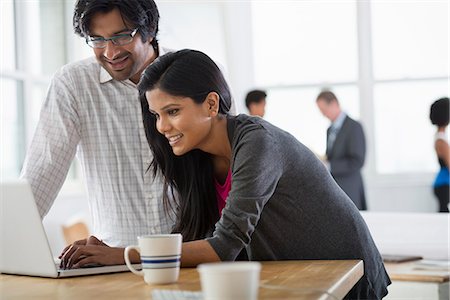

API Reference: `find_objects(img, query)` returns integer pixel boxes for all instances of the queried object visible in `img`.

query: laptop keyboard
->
[54,257,103,271]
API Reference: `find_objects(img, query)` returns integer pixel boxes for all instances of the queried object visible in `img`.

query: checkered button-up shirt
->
[21,48,175,247]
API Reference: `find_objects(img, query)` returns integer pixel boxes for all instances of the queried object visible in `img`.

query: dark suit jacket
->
[327,115,367,210]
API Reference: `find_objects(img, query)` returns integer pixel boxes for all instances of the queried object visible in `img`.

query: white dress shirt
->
[21,47,175,247]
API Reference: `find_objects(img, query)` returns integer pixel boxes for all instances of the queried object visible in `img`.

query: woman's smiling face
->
[146,88,215,156]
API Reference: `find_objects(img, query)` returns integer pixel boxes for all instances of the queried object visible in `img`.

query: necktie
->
[327,126,338,151]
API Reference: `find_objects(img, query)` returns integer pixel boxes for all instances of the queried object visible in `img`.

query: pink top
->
[214,169,232,216]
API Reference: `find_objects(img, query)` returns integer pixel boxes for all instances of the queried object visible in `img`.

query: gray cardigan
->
[206,114,390,299]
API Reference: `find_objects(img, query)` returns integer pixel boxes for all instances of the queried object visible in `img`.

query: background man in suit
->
[316,91,367,210]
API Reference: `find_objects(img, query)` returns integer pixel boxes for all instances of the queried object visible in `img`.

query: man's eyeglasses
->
[86,28,139,49]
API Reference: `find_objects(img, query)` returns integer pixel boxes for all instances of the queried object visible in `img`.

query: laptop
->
[0,180,141,278]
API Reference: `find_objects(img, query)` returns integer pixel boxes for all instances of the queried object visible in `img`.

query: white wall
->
[361,211,449,260]
[367,181,436,212]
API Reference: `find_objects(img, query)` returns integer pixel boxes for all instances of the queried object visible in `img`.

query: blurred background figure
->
[429,97,449,213]
[316,90,367,210]
[245,89,267,117]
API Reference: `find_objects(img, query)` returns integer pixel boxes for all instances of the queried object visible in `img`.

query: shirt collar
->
[99,44,167,85]
[332,111,347,130]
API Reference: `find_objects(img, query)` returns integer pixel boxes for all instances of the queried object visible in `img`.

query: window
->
[372,1,448,79]
[1,79,20,178]
[1,0,15,73]
[265,85,359,154]
[252,1,358,85]
[374,80,448,173]
[1,0,18,179]
[372,1,449,173]
[251,0,449,178]
[1,0,81,182]
[251,1,358,155]
[157,2,228,68]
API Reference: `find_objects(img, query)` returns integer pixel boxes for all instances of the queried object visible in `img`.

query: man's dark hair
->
[316,90,339,104]
[430,97,449,127]
[73,0,159,50]
[245,90,266,109]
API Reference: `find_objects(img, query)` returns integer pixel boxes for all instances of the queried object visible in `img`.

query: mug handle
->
[124,245,144,276]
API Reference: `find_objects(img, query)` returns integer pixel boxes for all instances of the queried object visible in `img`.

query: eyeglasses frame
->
[85,28,139,49]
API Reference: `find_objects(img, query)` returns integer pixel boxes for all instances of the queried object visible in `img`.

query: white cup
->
[124,234,182,285]
[197,262,261,300]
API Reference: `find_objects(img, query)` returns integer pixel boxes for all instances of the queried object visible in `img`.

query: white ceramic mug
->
[124,234,182,285]
[197,261,261,300]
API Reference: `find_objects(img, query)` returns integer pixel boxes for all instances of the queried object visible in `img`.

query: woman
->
[430,97,449,212]
[138,49,390,299]
[60,49,390,299]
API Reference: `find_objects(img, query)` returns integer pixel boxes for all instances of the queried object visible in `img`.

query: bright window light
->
[372,1,449,79]
[251,1,357,86]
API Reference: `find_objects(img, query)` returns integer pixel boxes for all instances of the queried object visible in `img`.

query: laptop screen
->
[0,180,140,278]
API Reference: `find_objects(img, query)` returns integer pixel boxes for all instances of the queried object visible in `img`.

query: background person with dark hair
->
[245,89,267,117]
[21,0,173,259]
[429,97,449,212]
[316,90,367,210]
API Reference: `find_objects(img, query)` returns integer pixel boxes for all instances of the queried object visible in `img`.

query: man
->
[21,0,169,248]
[245,89,267,117]
[22,0,185,249]
[316,91,367,210]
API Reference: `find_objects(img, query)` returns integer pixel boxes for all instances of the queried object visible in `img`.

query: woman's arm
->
[206,126,284,261]
[181,240,221,267]
[436,139,450,167]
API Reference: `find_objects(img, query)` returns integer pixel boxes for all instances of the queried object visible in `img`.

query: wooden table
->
[0,260,363,300]
[384,261,449,300]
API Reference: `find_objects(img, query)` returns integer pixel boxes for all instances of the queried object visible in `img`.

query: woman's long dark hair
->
[138,49,232,241]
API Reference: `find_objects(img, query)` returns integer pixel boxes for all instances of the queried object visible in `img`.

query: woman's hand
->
[59,235,127,269]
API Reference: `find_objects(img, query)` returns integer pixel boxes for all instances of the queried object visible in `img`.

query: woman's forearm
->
[181,240,221,267]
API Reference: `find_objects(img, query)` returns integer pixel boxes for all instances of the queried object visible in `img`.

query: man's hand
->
[59,235,126,269]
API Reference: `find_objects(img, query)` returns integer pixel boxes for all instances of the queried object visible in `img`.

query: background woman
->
[429,97,450,212]
[137,49,390,299]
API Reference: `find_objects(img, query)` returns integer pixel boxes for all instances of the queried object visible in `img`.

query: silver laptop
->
[0,180,140,278]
